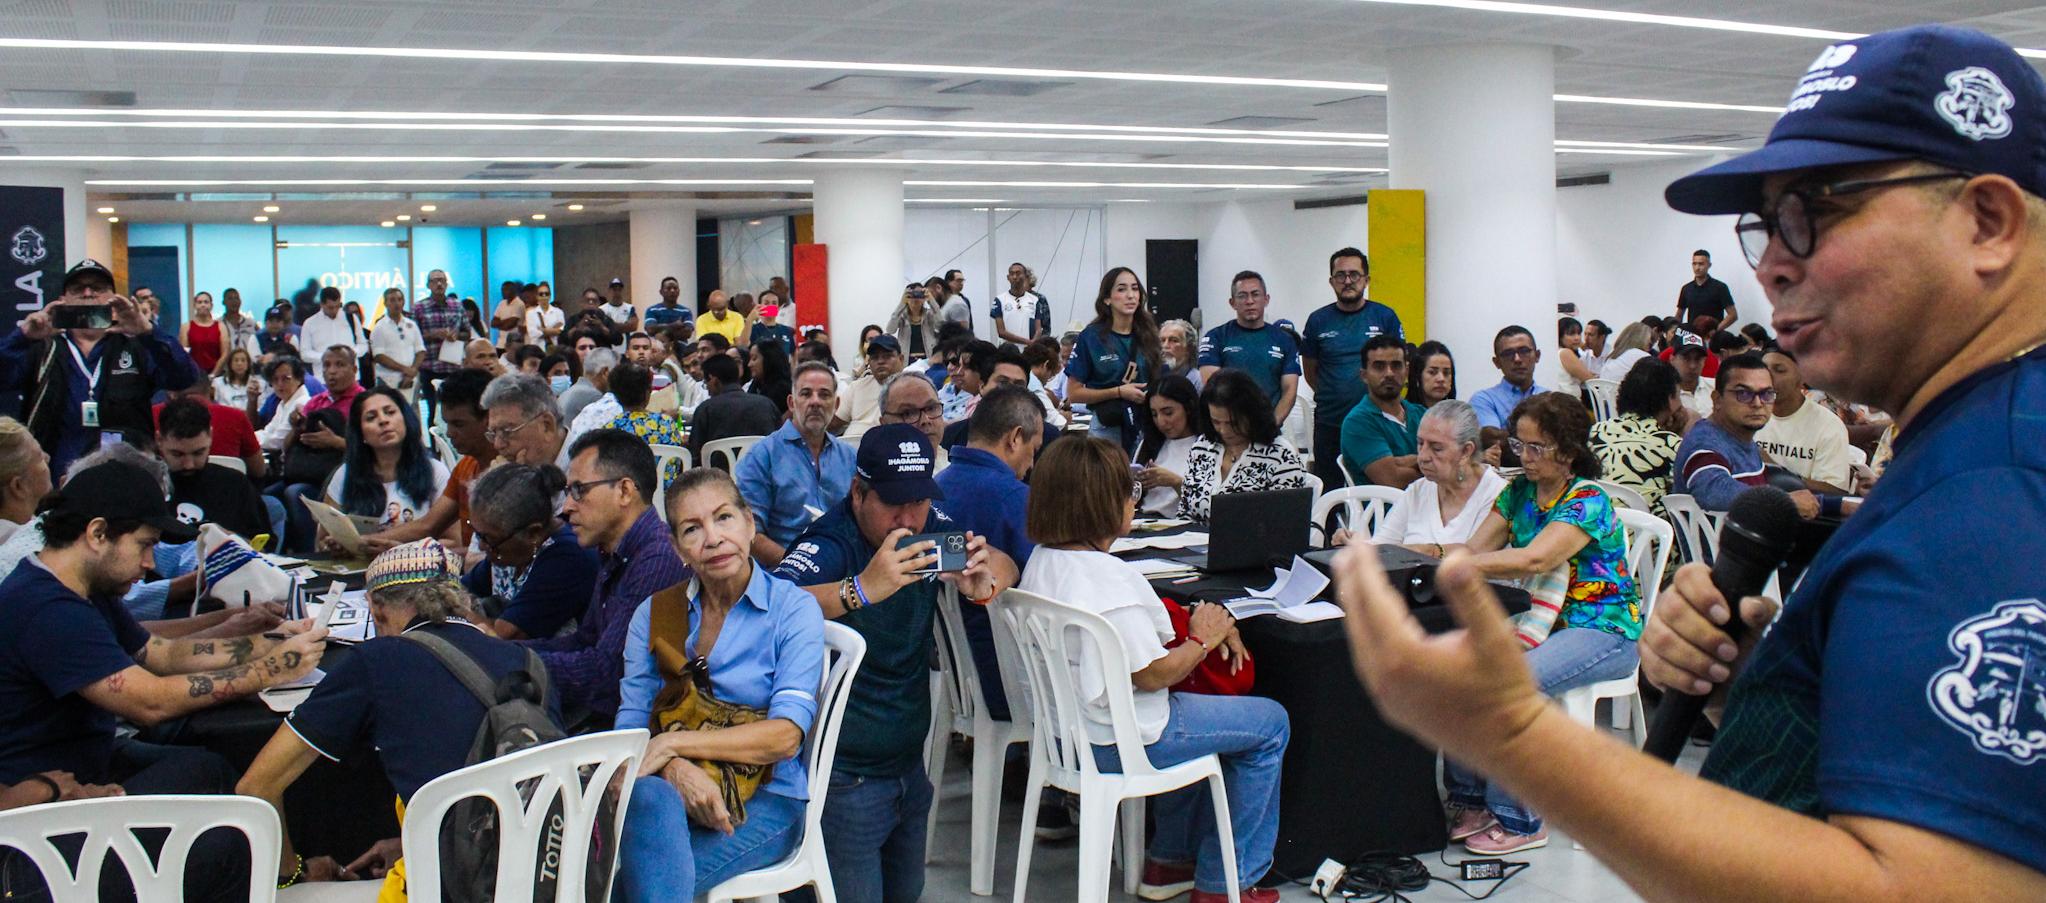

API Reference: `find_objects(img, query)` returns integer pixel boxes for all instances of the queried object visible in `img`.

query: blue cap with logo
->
[856,423,945,505]
[1666,25,2046,215]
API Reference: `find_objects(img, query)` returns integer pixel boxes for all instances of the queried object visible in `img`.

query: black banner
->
[0,185,66,336]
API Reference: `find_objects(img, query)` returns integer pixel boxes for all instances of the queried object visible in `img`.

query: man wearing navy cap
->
[0,259,200,475]
[773,424,1018,902]
[1330,24,2046,898]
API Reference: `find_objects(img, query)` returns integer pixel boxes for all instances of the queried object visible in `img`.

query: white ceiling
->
[5,0,2046,223]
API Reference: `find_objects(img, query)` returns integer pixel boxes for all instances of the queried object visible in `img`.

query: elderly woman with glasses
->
[1434,391,1641,856]
[463,462,598,640]
[614,467,825,902]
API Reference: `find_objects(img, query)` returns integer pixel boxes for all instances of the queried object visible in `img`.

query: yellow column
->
[1366,189,1426,344]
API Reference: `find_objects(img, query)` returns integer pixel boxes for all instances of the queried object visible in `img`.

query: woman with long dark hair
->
[747,340,793,418]
[1064,266,1162,454]
[1176,369,1308,523]
[1134,374,1204,516]
[318,386,450,546]
[1407,340,1458,407]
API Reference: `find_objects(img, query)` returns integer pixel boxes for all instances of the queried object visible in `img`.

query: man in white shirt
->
[297,286,367,361]
[256,357,311,452]
[1669,331,1715,420]
[368,287,425,391]
[991,261,1049,344]
[599,277,639,333]
[1756,347,1853,495]
[525,283,565,346]
[1580,319,1610,374]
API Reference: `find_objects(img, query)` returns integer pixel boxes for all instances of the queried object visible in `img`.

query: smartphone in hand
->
[897,531,969,574]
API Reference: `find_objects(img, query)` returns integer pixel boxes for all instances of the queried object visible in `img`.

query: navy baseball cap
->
[866,334,902,356]
[50,461,197,543]
[856,424,945,505]
[62,258,113,290]
[1667,25,2046,215]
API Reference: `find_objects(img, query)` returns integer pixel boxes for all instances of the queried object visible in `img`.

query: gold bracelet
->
[278,854,305,889]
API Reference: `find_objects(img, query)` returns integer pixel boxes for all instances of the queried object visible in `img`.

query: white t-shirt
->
[1017,547,1174,745]
[526,305,565,340]
[1138,434,1197,516]
[1597,348,1651,383]
[323,458,452,529]
[299,310,367,359]
[211,374,265,411]
[1679,382,1713,420]
[1756,396,1852,489]
[258,385,310,452]
[1372,467,1509,546]
[368,315,425,386]
[994,292,1041,341]
[600,302,634,325]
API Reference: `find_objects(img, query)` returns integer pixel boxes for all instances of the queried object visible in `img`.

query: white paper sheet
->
[1110,531,1210,554]
[1224,555,1331,619]
[300,497,380,558]
[1130,558,1199,578]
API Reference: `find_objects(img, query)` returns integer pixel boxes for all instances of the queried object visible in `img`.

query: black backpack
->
[404,631,566,903]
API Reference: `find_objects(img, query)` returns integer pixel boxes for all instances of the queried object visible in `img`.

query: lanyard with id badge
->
[65,337,103,428]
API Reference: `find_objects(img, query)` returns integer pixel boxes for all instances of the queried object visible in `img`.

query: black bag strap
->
[403,630,500,707]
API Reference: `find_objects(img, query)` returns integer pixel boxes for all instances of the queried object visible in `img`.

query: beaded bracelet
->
[278,854,305,889]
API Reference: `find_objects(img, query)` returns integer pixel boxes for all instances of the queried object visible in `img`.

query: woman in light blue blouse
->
[615,468,825,901]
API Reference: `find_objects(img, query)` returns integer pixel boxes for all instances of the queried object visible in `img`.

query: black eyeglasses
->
[565,477,625,501]
[1735,171,1973,267]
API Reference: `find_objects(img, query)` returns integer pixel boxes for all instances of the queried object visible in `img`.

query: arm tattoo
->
[225,637,256,665]
[190,641,215,657]
[281,650,303,670]
[186,674,215,698]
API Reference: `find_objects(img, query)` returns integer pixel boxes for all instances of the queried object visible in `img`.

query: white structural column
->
[1387,44,1557,365]
[629,204,697,315]
[811,169,905,367]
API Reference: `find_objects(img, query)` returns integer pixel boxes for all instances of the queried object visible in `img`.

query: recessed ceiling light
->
[506,219,521,226]
[380,220,395,227]
[95,206,114,213]
[252,215,268,222]
[106,216,118,222]
[419,204,437,212]
[530,213,545,220]
[566,203,584,210]
[261,204,279,212]
[396,214,411,221]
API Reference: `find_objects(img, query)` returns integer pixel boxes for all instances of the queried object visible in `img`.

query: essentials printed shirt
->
[1701,347,2046,874]
[735,421,857,548]
[1756,397,1852,489]
[773,499,955,777]
[1300,300,1406,427]
[1197,321,1302,405]
[1492,478,1641,641]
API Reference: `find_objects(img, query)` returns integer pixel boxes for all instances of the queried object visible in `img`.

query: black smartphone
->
[49,304,113,330]
[897,531,969,574]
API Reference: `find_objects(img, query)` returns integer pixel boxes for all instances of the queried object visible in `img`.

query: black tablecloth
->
[1138,540,1530,879]
[152,643,399,860]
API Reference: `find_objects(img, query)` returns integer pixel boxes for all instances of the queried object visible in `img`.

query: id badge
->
[80,400,99,427]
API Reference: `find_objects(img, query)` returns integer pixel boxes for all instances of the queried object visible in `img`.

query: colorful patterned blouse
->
[1493,477,1642,641]
[608,409,686,486]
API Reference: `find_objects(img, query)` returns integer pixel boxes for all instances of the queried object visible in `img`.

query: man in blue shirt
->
[772,424,1018,903]
[932,385,1043,722]
[1340,334,1425,487]
[736,361,856,566]
[641,276,693,329]
[1198,270,1301,423]
[1467,325,1548,430]
[1302,247,1406,488]
[1327,25,2046,898]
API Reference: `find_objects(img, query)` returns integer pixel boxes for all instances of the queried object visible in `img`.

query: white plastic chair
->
[707,621,868,903]
[1297,472,1324,533]
[703,434,766,473]
[1555,509,1672,748]
[0,794,280,902]
[1312,484,1404,545]
[993,589,1241,903]
[1845,444,1869,469]
[1593,480,1650,513]
[1662,493,1723,566]
[1334,453,1358,488]
[925,585,1034,896]
[427,427,458,471]
[386,728,647,903]
[1584,378,1620,422]
[208,454,247,474]
[648,443,694,517]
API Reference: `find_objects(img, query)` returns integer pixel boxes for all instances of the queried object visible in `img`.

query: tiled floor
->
[916,729,1709,902]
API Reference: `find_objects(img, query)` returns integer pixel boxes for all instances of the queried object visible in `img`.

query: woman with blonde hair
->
[886,282,941,360]
[0,416,51,543]
[1595,322,1656,383]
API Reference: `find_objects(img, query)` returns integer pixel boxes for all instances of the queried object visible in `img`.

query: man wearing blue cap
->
[1328,24,2046,897]
[773,423,1018,902]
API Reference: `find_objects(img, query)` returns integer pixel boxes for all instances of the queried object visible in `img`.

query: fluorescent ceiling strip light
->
[0,37,1387,92]
[10,154,1389,173]
[1554,94,1782,114]
[1337,0,2046,59]
[87,178,1300,189]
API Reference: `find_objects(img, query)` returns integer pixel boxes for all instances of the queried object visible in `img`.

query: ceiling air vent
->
[1207,115,1316,129]
[1294,195,1367,210]
[1557,173,1611,188]
[762,135,848,145]
[7,89,137,107]
[795,150,888,159]
[574,162,649,170]
[809,74,948,94]
[484,162,564,171]
[940,79,1072,97]
[853,105,970,120]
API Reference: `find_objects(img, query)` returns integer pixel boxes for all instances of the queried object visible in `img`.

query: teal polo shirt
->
[1340,397,1425,485]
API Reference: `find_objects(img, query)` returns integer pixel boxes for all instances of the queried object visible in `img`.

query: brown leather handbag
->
[648,584,774,825]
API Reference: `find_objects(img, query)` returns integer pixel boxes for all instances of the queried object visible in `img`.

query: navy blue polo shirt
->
[461,523,599,640]
[1197,320,1302,403]
[1300,300,1407,426]
[932,447,1032,721]
[289,619,563,800]
[0,558,151,784]
[1702,346,2046,873]
[1064,325,1149,391]
[773,499,955,777]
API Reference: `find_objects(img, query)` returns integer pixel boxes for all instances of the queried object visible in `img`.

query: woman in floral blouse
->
[1177,368,1308,523]
[606,361,686,487]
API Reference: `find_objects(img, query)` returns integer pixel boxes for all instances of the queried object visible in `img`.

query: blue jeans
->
[615,778,803,902]
[1446,628,1638,834]
[264,481,322,554]
[261,494,288,551]
[799,762,932,903]
[1091,693,1289,894]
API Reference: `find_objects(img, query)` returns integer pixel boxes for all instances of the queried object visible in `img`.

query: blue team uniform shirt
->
[772,499,955,777]
[932,446,1034,721]
[0,559,150,784]
[1701,346,2046,874]
[1299,301,1406,426]
[1197,321,1302,404]
[1064,324,1149,391]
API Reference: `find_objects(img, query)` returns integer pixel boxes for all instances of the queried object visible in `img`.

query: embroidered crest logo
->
[1928,599,2046,764]
[117,351,134,370]
[9,226,46,266]
[1935,66,2015,141]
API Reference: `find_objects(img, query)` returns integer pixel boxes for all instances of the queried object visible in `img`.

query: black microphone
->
[1643,486,1803,763]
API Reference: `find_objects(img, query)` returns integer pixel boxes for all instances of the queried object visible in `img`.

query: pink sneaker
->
[1446,805,1497,842]
[1138,859,1196,900]
[1464,823,1548,855]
